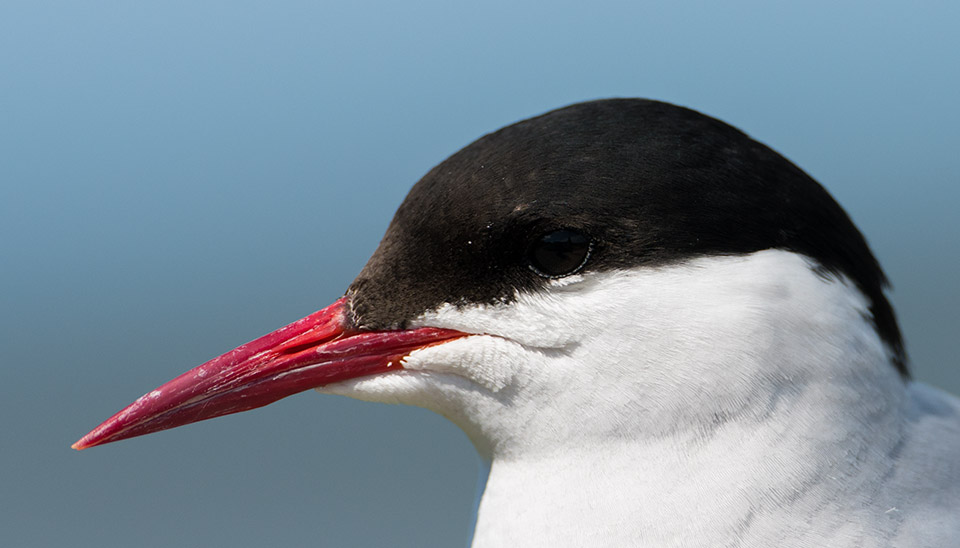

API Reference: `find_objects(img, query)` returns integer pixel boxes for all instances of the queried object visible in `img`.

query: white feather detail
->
[318,249,960,547]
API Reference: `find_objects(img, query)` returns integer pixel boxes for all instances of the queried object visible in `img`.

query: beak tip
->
[72,431,105,451]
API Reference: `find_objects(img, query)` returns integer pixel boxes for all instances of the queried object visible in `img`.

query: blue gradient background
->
[2,2,958,546]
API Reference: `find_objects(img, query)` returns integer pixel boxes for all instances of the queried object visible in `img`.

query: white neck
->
[472,361,907,547]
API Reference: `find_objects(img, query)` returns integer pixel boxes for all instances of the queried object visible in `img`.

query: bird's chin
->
[315,334,541,458]
[320,332,527,394]
[314,369,479,406]
[316,369,504,454]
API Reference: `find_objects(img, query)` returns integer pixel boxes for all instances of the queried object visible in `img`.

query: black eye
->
[528,229,592,278]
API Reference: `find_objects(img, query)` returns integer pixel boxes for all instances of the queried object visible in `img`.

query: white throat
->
[321,250,916,546]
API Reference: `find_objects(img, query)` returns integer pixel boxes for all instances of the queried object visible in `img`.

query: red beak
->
[73,297,466,450]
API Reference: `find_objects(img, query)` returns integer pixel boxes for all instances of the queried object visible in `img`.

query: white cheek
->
[410,276,602,349]
[406,249,891,411]
[402,335,534,393]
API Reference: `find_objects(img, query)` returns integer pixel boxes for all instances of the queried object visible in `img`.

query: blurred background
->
[2,1,958,546]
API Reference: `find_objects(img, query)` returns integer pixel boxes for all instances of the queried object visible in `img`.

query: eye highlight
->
[528,229,592,278]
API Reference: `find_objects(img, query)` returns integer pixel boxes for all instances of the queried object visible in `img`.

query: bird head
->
[74,99,906,459]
